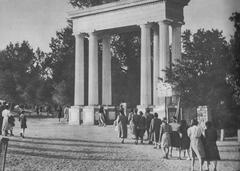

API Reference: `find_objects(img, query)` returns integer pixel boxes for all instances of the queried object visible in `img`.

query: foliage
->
[228,12,240,105]
[69,0,118,8]
[0,41,48,104]
[166,29,234,127]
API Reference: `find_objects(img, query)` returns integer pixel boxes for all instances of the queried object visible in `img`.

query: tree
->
[228,12,240,105]
[166,29,232,126]
[0,41,47,104]
[69,0,118,8]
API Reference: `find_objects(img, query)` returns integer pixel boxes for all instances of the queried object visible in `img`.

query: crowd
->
[0,102,27,138]
[113,107,220,171]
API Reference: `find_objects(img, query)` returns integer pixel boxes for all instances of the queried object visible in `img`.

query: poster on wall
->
[197,106,210,128]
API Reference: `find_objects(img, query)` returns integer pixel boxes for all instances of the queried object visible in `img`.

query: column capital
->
[171,21,184,27]
[73,32,87,38]
[139,23,152,29]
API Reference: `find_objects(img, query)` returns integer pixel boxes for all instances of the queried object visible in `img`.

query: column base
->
[82,106,99,125]
[102,105,116,125]
[69,106,83,125]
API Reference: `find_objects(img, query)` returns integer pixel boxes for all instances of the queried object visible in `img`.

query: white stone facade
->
[68,0,190,125]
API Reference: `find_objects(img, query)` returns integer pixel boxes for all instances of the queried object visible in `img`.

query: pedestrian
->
[57,105,62,122]
[64,105,70,122]
[187,119,205,171]
[179,120,191,160]
[117,110,128,143]
[145,108,154,144]
[169,116,181,158]
[136,111,146,144]
[19,110,27,138]
[204,121,220,171]
[149,113,161,149]
[159,117,172,159]
[132,109,140,143]
[2,104,14,136]
[98,106,106,126]
[0,102,5,135]
[128,108,135,138]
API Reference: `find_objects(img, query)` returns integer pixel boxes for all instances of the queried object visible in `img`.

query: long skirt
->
[205,141,220,161]
[118,124,127,138]
[190,138,205,159]
[161,132,171,148]
[170,131,180,147]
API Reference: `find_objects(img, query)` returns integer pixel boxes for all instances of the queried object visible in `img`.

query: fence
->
[0,138,9,171]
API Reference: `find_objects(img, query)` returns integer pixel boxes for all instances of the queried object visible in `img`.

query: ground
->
[2,118,240,171]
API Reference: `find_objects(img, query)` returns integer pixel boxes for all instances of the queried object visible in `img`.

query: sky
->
[0,0,240,52]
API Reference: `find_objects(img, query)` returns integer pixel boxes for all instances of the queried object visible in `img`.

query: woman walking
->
[19,111,27,138]
[187,119,205,171]
[179,120,190,160]
[159,117,172,159]
[117,110,128,143]
[2,104,14,136]
[169,116,181,158]
[149,113,161,149]
[204,121,220,171]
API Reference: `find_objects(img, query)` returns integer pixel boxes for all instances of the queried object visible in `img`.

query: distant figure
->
[19,111,27,138]
[135,111,146,144]
[117,110,128,143]
[169,116,181,158]
[179,120,190,160]
[0,102,6,135]
[64,105,70,122]
[57,105,62,122]
[98,106,106,127]
[204,121,220,171]
[187,119,205,171]
[149,113,161,149]
[159,117,172,159]
[35,105,39,115]
[145,108,154,144]
[2,104,15,136]
[127,108,135,137]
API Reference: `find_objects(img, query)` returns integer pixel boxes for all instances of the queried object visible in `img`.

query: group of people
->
[0,102,27,138]
[115,107,220,171]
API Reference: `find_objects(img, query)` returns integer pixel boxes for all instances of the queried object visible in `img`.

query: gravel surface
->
[2,118,240,171]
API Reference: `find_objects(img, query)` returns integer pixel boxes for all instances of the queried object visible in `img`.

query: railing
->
[0,138,9,171]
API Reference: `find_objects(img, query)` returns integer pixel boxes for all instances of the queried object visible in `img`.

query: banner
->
[157,82,172,97]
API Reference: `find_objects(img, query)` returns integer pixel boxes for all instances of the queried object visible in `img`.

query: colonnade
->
[73,20,182,111]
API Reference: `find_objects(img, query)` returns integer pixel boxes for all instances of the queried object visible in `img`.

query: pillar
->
[153,24,159,106]
[88,32,99,105]
[171,24,182,103]
[140,24,152,106]
[102,35,112,105]
[159,21,170,81]
[74,33,85,106]
[172,24,182,64]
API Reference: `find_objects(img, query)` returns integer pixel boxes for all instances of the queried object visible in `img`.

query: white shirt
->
[187,125,203,139]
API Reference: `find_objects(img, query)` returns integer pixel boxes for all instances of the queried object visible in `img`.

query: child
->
[19,111,27,138]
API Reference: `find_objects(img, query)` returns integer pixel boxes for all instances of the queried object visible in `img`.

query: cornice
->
[68,0,161,20]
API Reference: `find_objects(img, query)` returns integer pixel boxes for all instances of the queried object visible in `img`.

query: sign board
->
[157,82,172,97]
[197,106,209,128]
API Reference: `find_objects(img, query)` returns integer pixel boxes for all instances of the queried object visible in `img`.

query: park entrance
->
[68,0,190,125]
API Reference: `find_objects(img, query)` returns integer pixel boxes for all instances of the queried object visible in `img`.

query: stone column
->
[172,24,182,64]
[88,32,99,105]
[159,21,170,81]
[140,24,152,106]
[102,35,112,105]
[153,24,159,106]
[74,33,85,106]
[171,24,182,103]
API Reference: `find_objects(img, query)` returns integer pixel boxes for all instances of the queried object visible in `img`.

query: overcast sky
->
[0,0,239,52]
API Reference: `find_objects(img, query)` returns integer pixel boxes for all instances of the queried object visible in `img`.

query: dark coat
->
[149,118,161,142]
[117,115,128,138]
[204,128,220,161]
